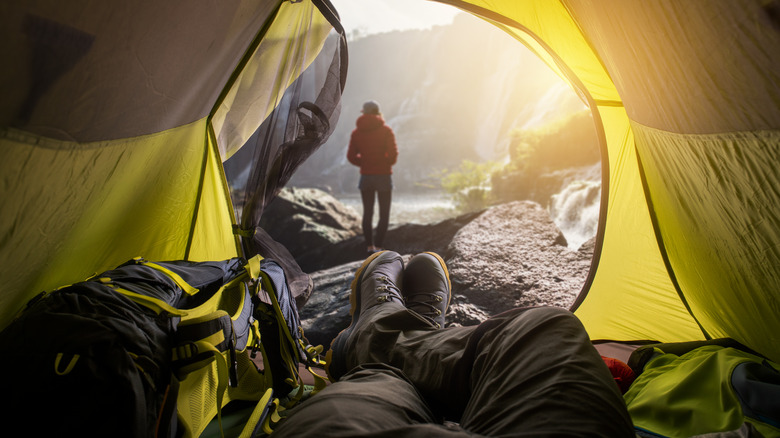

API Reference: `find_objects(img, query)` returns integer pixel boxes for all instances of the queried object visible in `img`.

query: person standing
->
[347,100,398,255]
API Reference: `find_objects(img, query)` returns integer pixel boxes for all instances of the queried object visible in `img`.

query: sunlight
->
[291,0,598,248]
[330,0,461,37]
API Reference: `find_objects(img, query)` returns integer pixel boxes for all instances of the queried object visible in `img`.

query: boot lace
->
[404,293,444,328]
[374,275,402,304]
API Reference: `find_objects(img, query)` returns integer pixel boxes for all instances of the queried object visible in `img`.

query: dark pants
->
[359,174,392,248]
[273,306,635,437]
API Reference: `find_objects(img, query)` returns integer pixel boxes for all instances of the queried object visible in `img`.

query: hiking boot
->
[325,250,404,381]
[402,252,451,329]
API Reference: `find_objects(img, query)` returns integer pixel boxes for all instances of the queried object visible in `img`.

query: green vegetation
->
[438,160,501,212]
[508,110,598,175]
[439,109,598,212]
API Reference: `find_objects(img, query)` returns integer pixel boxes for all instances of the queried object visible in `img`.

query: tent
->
[1,0,778,433]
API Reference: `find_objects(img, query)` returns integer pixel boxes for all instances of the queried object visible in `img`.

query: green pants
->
[274,306,634,437]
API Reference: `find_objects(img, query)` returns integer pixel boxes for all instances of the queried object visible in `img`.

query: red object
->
[601,356,636,394]
[347,114,398,175]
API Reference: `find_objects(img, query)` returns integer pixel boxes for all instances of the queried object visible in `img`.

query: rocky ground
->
[259,187,595,349]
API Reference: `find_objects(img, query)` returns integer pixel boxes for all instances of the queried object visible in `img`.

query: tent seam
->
[183,125,212,261]
[634,141,711,340]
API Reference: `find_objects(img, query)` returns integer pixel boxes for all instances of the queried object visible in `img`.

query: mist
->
[289,13,587,195]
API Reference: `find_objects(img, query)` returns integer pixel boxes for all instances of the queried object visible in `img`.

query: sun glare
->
[330,0,461,37]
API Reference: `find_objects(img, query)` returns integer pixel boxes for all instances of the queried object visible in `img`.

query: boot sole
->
[325,250,392,381]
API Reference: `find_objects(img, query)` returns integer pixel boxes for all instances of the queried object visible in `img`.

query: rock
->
[446,295,491,327]
[297,200,595,350]
[259,187,362,256]
[296,210,482,273]
[446,200,589,315]
[299,260,361,348]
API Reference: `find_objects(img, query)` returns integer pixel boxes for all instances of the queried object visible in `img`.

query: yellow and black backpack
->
[0,255,324,437]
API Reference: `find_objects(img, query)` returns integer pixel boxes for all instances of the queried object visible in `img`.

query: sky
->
[329,0,462,37]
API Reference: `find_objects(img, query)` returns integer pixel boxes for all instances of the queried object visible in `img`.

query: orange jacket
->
[346,114,398,175]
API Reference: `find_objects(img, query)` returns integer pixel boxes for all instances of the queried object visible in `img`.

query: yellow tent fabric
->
[439,0,780,363]
[0,0,340,324]
[2,0,779,431]
[1,1,343,435]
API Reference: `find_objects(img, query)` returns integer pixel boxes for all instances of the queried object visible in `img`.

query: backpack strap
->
[237,388,275,438]
[251,259,328,403]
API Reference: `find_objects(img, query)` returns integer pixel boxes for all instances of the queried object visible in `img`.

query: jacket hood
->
[355,114,385,131]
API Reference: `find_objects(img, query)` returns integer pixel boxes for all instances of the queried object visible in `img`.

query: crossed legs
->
[273,252,634,437]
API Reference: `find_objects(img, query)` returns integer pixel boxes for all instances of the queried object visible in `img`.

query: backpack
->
[0,255,324,437]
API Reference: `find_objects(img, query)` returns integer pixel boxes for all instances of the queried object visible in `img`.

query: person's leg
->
[336,306,634,436]
[272,364,471,438]
[326,252,633,436]
[326,250,433,382]
[455,307,635,437]
[375,189,392,248]
[360,188,376,249]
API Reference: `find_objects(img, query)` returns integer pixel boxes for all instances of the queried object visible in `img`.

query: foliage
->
[438,160,501,212]
[508,110,598,174]
[438,110,598,212]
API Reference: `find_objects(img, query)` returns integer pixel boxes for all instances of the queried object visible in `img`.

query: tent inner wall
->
[572,108,704,343]
[636,126,780,363]
[0,120,238,327]
[566,0,780,362]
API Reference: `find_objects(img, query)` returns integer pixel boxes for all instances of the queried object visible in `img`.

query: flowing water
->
[548,163,602,250]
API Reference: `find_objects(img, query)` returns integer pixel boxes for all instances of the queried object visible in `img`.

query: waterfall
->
[548,163,601,250]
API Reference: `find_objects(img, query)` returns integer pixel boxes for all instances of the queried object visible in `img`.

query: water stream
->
[547,163,601,250]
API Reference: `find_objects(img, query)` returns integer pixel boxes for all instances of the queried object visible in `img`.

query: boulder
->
[299,260,361,348]
[446,200,590,315]
[296,210,482,273]
[259,187,362,256]
[297,201,596,349]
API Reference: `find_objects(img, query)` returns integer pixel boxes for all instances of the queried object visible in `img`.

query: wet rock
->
[259,187,362,256]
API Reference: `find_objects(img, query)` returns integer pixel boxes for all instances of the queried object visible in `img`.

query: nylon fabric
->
[1,0,277,142]
[139,262,201,296]
[624,345,780,437]
[0,277,176,437]
[574,108,703,342]
[277,306,634,436]
[634,124,780,363]
[113,287,189,316]
[563,0,780,134]
[0,120,224,328]
[238,388,275,438]
[212,0,333,160]
[187,130,239,263]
